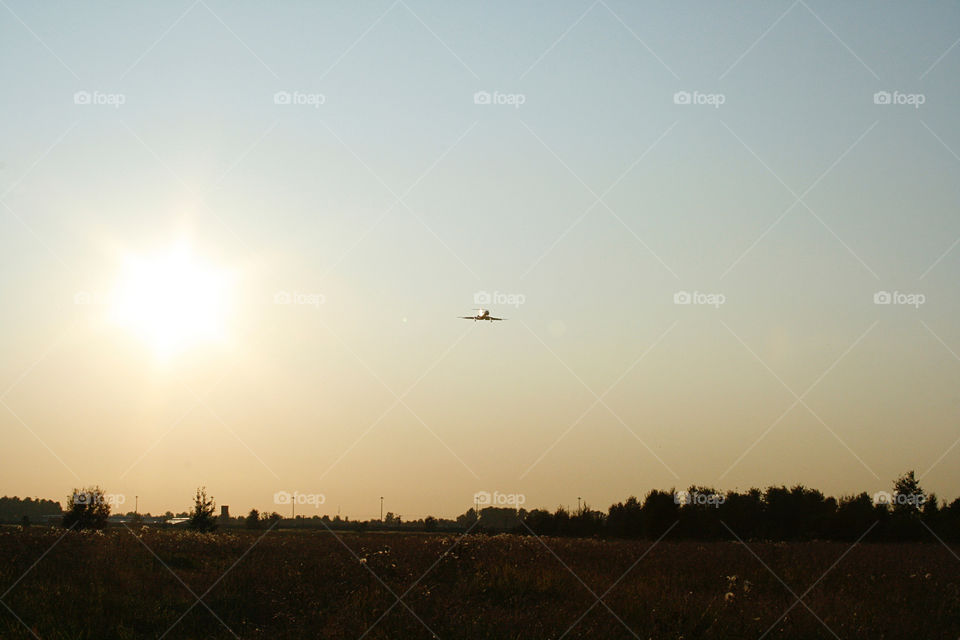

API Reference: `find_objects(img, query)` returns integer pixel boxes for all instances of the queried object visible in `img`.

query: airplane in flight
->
[459,308,505,322]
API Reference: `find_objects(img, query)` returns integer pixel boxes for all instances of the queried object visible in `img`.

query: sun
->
[109,244,233,356]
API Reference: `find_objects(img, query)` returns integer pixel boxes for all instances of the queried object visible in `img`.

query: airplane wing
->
[458,316,476,320]
[488,317,505,321]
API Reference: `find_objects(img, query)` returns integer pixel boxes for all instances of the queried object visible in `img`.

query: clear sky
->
[2,1,959,519]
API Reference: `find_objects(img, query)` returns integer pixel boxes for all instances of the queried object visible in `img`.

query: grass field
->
[0,526,957,639]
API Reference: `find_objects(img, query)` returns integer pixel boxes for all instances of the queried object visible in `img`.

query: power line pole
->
[380,496,383,523]
[577,496,581,513]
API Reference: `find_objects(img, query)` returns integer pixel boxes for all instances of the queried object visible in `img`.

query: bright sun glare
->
[109,244,232,356]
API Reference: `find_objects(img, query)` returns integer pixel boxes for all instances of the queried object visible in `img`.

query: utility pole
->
[135,496,138,514]
[577,496,581,513]
[380,496,384,523]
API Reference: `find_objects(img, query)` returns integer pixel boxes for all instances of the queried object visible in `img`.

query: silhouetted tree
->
[893,470,925,516]
[553,506,571,535]
[763,486,796,539]
[678,486,724,539]
[245,509,261,529]
[456,508,478,530]
[570,505,605,537]
[641,489,678,539]
[718,488,763,539]
[607,496,643,538]
[523,508,555,535]
[62,486,110,530]
[832,493,876,541]
[936,498,960,542]
[922,493,940,533]
[478,507,521,531]
[793,485,834,539]
[188,487,217,532]
[889,470,925,540]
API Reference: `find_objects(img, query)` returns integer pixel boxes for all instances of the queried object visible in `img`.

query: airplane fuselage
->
[459,308,504,322]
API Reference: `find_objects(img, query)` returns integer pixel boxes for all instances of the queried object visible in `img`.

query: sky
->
[1,1,959,520]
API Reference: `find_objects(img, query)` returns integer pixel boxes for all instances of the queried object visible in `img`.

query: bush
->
[62,486,110,530]
[188,487,217,532]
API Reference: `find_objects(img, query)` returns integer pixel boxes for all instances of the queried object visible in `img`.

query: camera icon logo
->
[673,290,692,304]
[273,491,292,505]
[873,291,892,305]
[473,91,491,105]
[474,290,491,305]
[873,91,891,105]
[673,91,691,105]
[274,291,292,305]
[274,91,292,105]
[473,491,491,506]
[74,91,91,105]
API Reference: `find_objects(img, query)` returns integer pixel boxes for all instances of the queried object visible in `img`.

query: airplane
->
[459,308,505,322]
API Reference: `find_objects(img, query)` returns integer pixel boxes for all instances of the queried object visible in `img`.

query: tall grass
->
[0,527,956,638]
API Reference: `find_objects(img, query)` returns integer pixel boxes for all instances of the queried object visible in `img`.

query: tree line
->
[9,470,959,542]
[0,496,62,524]
[498,471,958,542]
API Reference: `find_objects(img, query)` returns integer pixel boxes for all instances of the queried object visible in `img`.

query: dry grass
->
[0,527,957,639]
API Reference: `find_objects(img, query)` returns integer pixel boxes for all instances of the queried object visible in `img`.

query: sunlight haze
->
[2,1,960,520]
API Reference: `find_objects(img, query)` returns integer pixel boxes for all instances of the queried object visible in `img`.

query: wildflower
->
[724,591,735,602]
